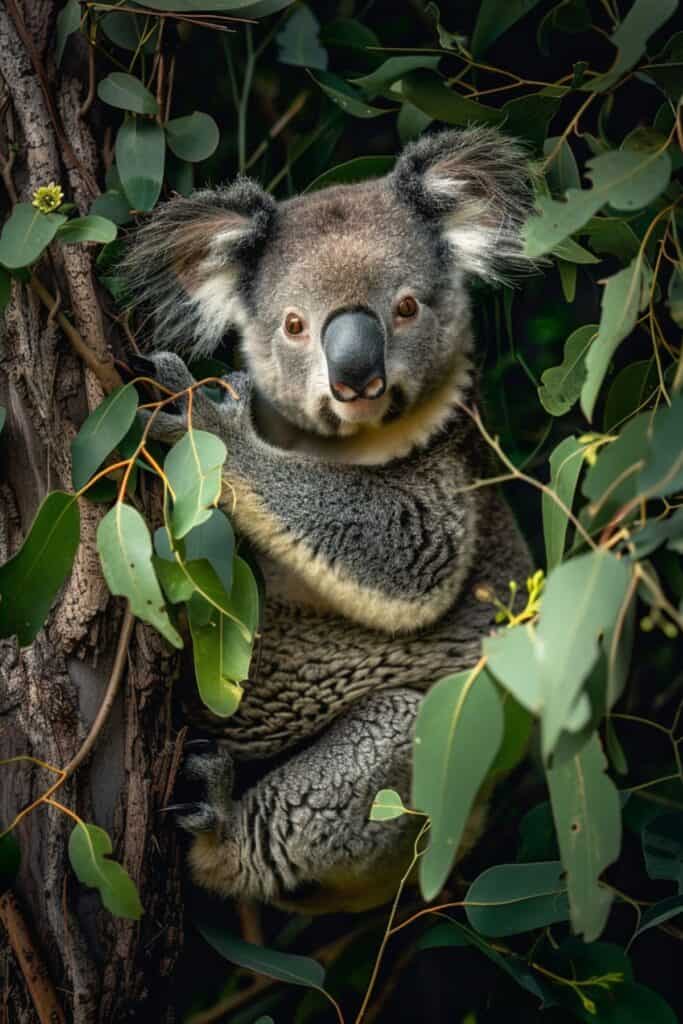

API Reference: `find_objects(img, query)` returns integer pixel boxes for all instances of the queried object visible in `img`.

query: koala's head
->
[125,129,534,439]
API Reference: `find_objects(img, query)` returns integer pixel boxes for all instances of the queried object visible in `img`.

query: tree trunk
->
[0,4,184,1020]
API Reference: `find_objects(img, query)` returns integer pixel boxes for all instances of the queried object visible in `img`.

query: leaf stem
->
[0,609,134,840]
[238,25,254,175]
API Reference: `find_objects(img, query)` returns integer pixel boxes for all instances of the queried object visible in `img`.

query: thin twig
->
[29,274,122,393]
[0,609,135,839]
[245,89,309,172]
[455,400,598,551]
[238,25,255,175]
[78,39,96,117]
[0,892,66,1024]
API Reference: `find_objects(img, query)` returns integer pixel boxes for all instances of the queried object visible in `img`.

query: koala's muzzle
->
[322,310,386,402]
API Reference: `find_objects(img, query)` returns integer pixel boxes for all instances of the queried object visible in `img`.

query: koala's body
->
[126,129,534,913]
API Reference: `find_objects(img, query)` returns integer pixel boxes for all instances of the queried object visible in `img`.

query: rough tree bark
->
[0,4,184,1020]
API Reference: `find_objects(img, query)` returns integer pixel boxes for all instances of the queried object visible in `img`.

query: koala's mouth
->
[319,386,406,435]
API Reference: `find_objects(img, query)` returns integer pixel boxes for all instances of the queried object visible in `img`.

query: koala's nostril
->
[362,377,386,400]
[332,381,359,402]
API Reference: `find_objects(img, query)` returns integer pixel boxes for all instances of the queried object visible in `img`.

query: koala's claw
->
[169,745,236,835]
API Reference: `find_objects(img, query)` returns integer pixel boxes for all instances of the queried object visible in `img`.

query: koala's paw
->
[165,738,236,835]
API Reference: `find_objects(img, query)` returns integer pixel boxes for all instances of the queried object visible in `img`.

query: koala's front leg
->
[142,352,476,634]
[178,689,426,912]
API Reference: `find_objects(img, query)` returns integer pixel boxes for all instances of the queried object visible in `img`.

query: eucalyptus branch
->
[29,274,122,393]
[0,608,134,840]
[238,25,255,175]
[454,400,598,552]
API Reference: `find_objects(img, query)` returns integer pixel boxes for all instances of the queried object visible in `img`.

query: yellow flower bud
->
[32,183,64,214]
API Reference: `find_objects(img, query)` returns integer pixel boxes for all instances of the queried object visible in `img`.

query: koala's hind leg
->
[177,689,425,913]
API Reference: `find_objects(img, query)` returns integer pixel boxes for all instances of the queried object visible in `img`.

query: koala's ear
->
[122,178,276,356]
[391,127,535,281]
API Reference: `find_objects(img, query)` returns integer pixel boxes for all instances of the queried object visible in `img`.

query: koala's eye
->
[284,312,305,337]
[396,296,419,319]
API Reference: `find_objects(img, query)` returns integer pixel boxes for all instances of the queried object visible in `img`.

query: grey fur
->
[129,129,535,909]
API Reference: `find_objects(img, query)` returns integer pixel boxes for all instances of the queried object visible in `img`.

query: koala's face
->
[126,128,533,440]
[245,183,467,436]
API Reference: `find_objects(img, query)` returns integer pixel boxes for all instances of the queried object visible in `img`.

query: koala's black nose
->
[322,310,386,402]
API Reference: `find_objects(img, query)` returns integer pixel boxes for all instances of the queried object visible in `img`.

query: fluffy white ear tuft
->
[122,178,276,356]
[392,127,537,282]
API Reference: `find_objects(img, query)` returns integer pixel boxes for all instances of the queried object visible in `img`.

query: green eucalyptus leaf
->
[397,101,433,143]
[489,691,533,778]
[552,237,599,264]
[0,492,80,646]
[306,156,394,192]
[517,802,559,863]
[484,624,543,715]
[165,112,220,163]
[471,0,545,56]
[603,360,658,430]
[397,70,503,126]
[369,789,408,821]
[417,919,550,1003]
[542,436,585,570]
[547,732,621,940]
[196,922,325,988]
[164,429,227,539]
[116,118,165,212]
[539,324,596,416]
[187,556,259,715]
[525,150,671,258]
[581,413,651,537]
[98,72,159,115]
[319,17,379,50]
[557,259,577,302]
[537,0,591,55]
[586,0,678,93]
[68,822,143,919]
[0,406,5,433]
[276,4,327,70]
[465,861,570,936]
[309,71,393,118]
[0,204,67,269]
[184,509,234,592]
[154,557,196,604]
[56,215,118,246]
[89,191,132,225]
[582,217,640,263]
[351,57,441,98]
[638,394,683,499]
[634,895,683,939]
[501,92,563,149]
[166,154,194,196]
[97,504,182,648]
[413,666,504,900]
[544,136,581,193]
[187,601,244,716]
[155,509,235,594]
[581,258,651,421]
[101,11,159,52]
[642,813,683,891]
[424,2,467,52]
[668,265,683,325]
[71,384,139,490]
[630,508,683,559]
[55,0,81,66]
[538,551,631,759]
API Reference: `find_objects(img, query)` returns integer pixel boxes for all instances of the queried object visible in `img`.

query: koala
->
[124,128,535,913]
